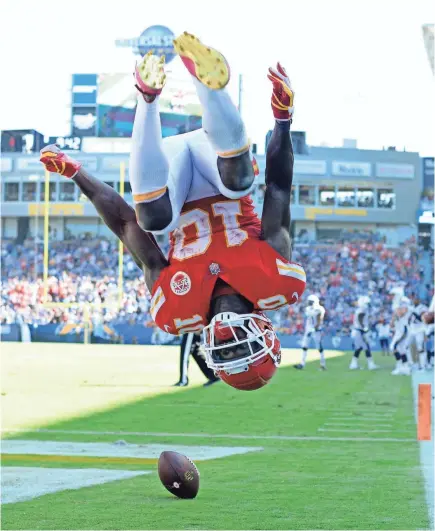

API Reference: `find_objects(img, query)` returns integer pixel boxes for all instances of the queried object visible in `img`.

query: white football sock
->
[319,351,326,367]
[129,97,169,203]
[191,77,249,157]
[301,349,308,366]
[419,352,426,368]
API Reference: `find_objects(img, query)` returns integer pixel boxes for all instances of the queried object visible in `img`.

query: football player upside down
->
[40,32,306,391]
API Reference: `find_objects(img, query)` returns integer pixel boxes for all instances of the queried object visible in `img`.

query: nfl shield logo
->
[170,272,191,296]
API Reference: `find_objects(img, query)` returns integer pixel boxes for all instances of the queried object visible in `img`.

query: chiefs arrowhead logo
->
[170,271,191,296]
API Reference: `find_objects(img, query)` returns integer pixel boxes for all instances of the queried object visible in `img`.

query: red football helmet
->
[203,312,281,391]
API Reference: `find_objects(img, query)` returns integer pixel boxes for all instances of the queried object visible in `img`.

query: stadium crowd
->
[1,235,433,340]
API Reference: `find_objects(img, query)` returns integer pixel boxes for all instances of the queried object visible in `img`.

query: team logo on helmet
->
[170,271,191,296]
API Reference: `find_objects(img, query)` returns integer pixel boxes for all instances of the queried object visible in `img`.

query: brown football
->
[158,451,200,499]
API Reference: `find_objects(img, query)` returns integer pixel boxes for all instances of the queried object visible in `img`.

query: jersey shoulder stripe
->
[150,287,166,321]
[276,259,306,282]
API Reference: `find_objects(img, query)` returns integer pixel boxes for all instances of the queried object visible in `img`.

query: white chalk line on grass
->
[324,422,393,428]
[411,370,434,529]
[329,416,394,421]
[0,428,414,443]
[330,410,394,415]
[318,427,412,435]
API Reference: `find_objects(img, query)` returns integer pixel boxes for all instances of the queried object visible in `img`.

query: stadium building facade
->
[1,144,424,246]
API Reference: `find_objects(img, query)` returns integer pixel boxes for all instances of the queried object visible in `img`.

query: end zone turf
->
[0,343,431,530]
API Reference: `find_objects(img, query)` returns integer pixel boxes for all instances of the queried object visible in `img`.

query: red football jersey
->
[150,194,306,334]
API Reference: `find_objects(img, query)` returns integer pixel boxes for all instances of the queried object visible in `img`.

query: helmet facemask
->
[203,312,281,375]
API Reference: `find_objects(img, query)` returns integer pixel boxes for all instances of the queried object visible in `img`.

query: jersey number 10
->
[172,200,249,261]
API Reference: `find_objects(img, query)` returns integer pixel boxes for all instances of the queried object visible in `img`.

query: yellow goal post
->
[40,163,126,344]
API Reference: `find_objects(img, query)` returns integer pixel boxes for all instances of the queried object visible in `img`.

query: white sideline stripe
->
[323,422,393,428]
[1,440,263,460]
[1,467,150,505]
[333,408,395,413]
[1,428,414,443]
[411,370,434,529]
[329,417,394,421]
[354,391,400,396]
[330,411,394,415]
[318,428,402,434]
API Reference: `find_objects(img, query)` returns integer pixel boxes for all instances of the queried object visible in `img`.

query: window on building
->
[64,217,99,240]
[59,182,75,201]
[290,187,295,204]
[104,181,114,188]
[319,186,335,206]
[356,188,374,207]
[337,187,356,207]
[23,182,37,202]
[299,185,315,205]
[40,182,57,201]
[317,228,343,241]
[124,182,132,194]
[4,183,19,201]
[377,188,396,209]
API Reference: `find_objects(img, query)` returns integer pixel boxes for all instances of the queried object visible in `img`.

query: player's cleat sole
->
[293,364,304,370]
[173,31,230,90]
[134,51,167,98]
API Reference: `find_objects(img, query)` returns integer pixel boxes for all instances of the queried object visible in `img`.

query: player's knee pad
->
[216,152,255,198]
[135,192,173,232]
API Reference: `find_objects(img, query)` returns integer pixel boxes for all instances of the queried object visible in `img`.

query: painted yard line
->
[1,467,151,505]
[330,410,397,415]
[1,440,263,461]
[331,411,396,417]
[1,428,415,443]
[318,428,410,434]
[329,417,395,421]
[329,410,395,416]
[354,390,401,394]
[323,422,393,428]
[1,454,159,466]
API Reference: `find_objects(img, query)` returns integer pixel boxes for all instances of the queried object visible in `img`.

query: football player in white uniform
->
[294,295,326,370]
[407,295,428,370]
[390,296,412,375]
[349,296,378,370]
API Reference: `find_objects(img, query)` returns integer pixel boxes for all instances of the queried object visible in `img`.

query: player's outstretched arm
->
[261,63,295,261]
[40,146,168,289]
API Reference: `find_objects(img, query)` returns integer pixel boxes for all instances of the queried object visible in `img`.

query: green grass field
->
[0,342,430,530]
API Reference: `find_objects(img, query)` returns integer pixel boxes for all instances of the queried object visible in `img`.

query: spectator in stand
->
[1,235,433,343]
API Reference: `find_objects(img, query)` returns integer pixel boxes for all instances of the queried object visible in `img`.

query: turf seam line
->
[1,428,415,443]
